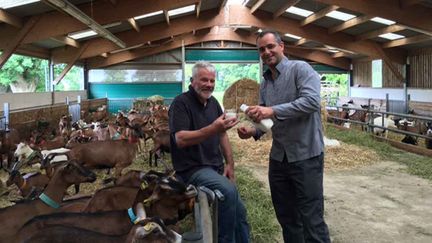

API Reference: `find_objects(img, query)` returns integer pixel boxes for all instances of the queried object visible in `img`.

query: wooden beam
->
[284,48,350,70]
[294,38,308,46]
[373,44,405,82]
[220,0,228,12]
[54,42,90,85]
[301,5,339,26]
[52,9,222,63]
[164,10,170,25]
[0,16,40,69]
[50,35,80,48]
[251,0,266,14]
[87,27,350,70]
[273,0,300,19]
[331,51,349,58]
[315,0,432,35]
[399,0,423,8]
[100,53,108,58]
[228,5,406,64]
[0,9,23,28]
[196,0,201,18]
[127,18,140,32]
[0,0,200,45]
[329,15,372,34]
[16,44,50,59]
[382,34,432,48]
[356,24,406,41]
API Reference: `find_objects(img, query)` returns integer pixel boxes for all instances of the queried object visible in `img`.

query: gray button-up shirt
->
[259,57,324,162]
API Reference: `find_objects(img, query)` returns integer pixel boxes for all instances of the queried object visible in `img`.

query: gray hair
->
[191,61,216,79]
[256,30,282,44]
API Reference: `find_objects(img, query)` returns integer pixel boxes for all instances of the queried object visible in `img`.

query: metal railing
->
[327,105,432,140]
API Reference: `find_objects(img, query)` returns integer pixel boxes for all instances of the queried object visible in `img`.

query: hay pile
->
[228,128,380,171]
[223,78,260,111]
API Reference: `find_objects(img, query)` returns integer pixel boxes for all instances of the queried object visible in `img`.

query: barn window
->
[372,59,383,88]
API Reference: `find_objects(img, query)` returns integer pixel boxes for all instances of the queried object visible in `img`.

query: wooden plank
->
[50,35,81,48]
[250,0,266,14]
[301,5,339,26]
[0,9,22,28]
[273,0,300,19]
[382,34,432,48]
[329,15,371,34]
[53,42,90,85]
[356,24,406,41]
[0,16,40,69]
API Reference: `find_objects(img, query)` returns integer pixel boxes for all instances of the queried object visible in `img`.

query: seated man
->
[169,61,250,243]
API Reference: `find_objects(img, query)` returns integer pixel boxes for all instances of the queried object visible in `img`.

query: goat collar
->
[128,207,141,224]
[39,193,60,209]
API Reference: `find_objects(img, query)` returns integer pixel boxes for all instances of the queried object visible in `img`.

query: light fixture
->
[0,0,39,9]
[134,10,163,20]
[326,10,356,21]
[44,0,126,48]
[379,33,405,40]
[284,33,302,40]
[168,5,195,17]
[285,6,313,17]
[371,17,395,26]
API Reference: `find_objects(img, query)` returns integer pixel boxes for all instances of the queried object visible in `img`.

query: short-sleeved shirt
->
[169,85,224,181]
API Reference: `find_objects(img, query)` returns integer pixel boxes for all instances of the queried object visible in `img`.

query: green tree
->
[53,64,83,91]
[105,70,128,82]
[0,54,48,92]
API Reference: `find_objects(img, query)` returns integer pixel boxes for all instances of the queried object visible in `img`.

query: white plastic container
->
[240,104,274,132]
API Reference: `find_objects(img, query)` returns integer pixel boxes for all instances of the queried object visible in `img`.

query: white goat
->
[372,116,396,138]
[14,142,70,168]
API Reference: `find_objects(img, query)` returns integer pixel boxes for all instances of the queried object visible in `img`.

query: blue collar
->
[39,193,60,209]
[128,207,139,224]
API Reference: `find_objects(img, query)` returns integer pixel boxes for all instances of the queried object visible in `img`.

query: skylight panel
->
[134,10,163,20]
[68,30,97,40]
[0,0,39,9]
[284,33,302,40]
[379,33,405,40]
[168,5,195,17]
[326,10,356,21]
[285,6,313,17]
[371,17,395,25]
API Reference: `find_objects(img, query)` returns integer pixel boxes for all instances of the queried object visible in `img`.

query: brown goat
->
[0,129,21,169]
[6,171,49,199]
[149,130,171,167]
[18,217,180,243]
[0,161,96,242]
[67,139,139,177]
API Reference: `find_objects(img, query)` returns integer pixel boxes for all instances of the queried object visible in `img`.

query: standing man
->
[169,61,250,243]
[237,30,330,243]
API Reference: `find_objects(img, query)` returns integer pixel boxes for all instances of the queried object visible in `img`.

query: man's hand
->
[212,114,239,133]
[237,126,256,139]
[246,105,274,123]
[223,163,235,182]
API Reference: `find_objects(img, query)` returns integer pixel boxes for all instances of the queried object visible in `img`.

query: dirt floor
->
[230,128,432,243]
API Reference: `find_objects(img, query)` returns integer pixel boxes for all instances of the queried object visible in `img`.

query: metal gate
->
[68,103,81,123]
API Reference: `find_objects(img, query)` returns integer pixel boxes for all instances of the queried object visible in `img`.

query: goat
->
[149,130,171,167]
[103,170,146,187]
[18,217,181,243]
[6,170,49,199]
[59,114,72,138]
[0,129,21,169]
[371,116,396,138]
[17,178,194,242]
[0,160,96,242]
[425,122,432,149]
[14,142,69,169]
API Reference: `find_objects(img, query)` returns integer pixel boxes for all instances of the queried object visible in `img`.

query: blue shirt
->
[259,57,324,162]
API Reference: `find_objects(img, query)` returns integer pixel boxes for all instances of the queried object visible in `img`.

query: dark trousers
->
[269,153,330,243]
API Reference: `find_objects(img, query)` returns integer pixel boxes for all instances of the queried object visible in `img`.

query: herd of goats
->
[326,101,432,149]
[0,103,194,243]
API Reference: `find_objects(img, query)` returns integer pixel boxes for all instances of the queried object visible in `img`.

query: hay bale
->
[223,78,260,112]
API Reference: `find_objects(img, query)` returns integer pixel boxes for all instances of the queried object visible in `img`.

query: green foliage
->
[326,125,432,181]
[0,54,48,91]
[236,167,281,242]
[53,64,83,91]
[105,70,128,82]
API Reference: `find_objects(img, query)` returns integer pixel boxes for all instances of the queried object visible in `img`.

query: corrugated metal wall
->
[409,47,432,88]
[353,61,371,87]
